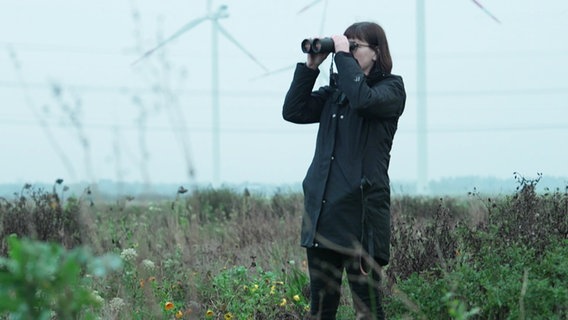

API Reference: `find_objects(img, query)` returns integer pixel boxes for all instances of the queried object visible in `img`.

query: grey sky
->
[1,0,567,188]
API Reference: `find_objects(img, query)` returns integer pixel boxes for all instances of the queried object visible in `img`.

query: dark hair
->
[344,21,393,74]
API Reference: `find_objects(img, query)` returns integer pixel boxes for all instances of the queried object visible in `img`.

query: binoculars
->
[301,38,358,54]
[301,37,335,54]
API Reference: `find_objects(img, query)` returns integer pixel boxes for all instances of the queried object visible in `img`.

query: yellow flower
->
[270,285,276,295]
[175,310,183,319]
[293,294,301,302]
[164,301,174,311]
[275,281,284,285]
[224,312,233,320]
[251,284,259,292]
[279,298,287,307]
[243,285,248,291]
[206,309,214,317]
[139,279,145,288]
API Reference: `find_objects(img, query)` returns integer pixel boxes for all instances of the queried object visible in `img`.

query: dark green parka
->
[282,52,406,266]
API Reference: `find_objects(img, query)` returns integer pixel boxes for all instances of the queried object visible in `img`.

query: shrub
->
[385,239,568,319]
[460,173,567,260]
[198,265,309,319]
[389,197,464,282]
[0,236,121,320]
[0,180,83,255]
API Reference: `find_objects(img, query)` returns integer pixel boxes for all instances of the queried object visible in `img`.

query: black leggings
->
[306,247,385,320]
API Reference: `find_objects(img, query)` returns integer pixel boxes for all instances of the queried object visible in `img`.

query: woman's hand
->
[331,34,350,53]
[305,34,349,69]
[306,51,329,70]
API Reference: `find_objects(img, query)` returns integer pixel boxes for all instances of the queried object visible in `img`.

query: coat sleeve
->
[334,53,406,119]
[282,63,331,124]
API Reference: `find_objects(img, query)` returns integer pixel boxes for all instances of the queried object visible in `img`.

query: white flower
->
[120,248,138,262]
[109,297,126,312]
[141,259,155,271]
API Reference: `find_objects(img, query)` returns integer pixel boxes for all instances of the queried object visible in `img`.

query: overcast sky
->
[1,0,567,189]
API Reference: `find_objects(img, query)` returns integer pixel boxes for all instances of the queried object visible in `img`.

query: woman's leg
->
[345,257,385,320]
[306,248,345,320]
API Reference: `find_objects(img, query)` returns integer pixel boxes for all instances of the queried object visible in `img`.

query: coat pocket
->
[360,183,391,266]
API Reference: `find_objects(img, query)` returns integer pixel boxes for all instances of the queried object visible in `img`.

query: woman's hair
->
[344,21,392,74]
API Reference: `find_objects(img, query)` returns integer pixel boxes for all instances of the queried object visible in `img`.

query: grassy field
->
[1,176,567,319]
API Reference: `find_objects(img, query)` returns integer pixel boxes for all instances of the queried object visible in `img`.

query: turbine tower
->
[415,0,500,193]
[133,1,269,186]
[416,0,428,194]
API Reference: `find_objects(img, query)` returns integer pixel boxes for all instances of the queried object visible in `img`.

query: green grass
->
[1,178,567,319]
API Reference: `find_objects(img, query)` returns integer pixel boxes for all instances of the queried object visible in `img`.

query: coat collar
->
[366,67,387,86]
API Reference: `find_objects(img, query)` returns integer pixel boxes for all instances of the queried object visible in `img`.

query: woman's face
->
[349,38,377,76]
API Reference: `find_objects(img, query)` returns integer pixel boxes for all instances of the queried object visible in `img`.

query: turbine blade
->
[297,0,323,14]
[132,16,208,66]
[471,0,501,24]
[216,23,269,72]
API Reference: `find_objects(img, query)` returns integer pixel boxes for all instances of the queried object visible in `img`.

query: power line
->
[1,41,133,56]
[0,80,272,97]
[425,88,568,97]
[1,80,567,97]
[0,117,566,133]
[423,124,568,133]
[3,41,568,60]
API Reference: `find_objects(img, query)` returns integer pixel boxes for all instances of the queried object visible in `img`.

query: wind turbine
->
[415,0,500,193]
[133,2,269,186]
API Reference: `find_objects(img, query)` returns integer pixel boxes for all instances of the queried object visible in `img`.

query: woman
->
[282,21,406,319]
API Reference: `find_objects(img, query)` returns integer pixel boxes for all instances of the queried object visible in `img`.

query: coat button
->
[340,115,344,119]
[331,156,334,160]
[332,114,336,118]
[322,199,326,204]
[314,242,319,247]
